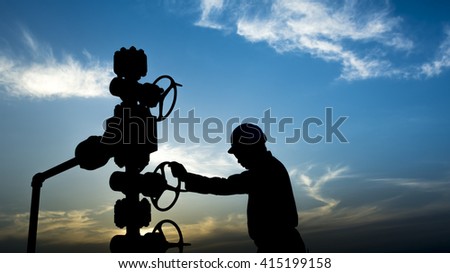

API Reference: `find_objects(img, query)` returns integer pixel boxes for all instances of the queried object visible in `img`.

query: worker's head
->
[228,123,267,169]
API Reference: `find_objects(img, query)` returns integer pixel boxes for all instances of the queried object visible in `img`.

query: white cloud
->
[0,206,116,249]
[420,26,450,77]
[0,206,251,252]
[194,0,450,80]
[289,164,388,234]
[0,29,113,99]
[369,177,450,193]
[236,0,415,80]
[150,143,242,178]
[292,164,349,213]
[196,0,226,29]
[291,165,450,237]
[171,213,247,240]
[175,213,253,252]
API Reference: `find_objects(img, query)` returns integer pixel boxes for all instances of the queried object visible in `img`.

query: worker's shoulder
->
[266,152,288,171]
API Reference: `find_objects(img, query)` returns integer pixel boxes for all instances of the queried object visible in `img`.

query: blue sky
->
[1,0,450,252]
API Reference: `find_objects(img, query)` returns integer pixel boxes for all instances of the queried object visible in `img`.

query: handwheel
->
[151,161,181,212]
[152,219,190,253]
[153,75,182,121]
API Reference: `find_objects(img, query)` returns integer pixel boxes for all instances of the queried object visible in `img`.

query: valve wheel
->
[152,219,189,253]
[153,75,182,121]
[151,161,181,212]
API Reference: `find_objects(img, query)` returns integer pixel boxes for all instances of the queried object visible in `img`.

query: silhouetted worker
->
[170,123,306,252]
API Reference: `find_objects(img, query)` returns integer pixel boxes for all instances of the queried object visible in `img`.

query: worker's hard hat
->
[228,123,267,154]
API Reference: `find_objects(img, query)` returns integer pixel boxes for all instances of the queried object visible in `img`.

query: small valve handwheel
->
[151,161,181,212]
[152,219,189,253]
[153,75,182,121]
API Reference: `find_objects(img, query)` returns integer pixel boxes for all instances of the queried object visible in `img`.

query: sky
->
[0,0,450,253]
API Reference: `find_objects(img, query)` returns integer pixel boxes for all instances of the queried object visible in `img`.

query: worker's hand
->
[169,161,188,180]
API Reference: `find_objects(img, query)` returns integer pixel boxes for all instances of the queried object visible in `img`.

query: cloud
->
[290,164,449,227]
[0,205,252,252]
[291,164,350,219]
[0,144,246,253]
[0,29,113,99]
[288,164,450,251]
[149,142,242,177]
[195,0,226,29]
[419,26,450,77]
[193,0,450,80]
[369,177,450,191]
[0,206,116,252]
[2,163,448,252]
[168,214,254,252]
[292,165,379,238]
[141,214,252,252]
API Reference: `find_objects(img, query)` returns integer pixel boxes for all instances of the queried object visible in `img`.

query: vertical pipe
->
[27,177,42,253]
[26,158,79,252]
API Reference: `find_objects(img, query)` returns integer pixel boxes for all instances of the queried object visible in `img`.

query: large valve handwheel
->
[153,75,182,121]
[151,161,181,212]
[152,219,190,253]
